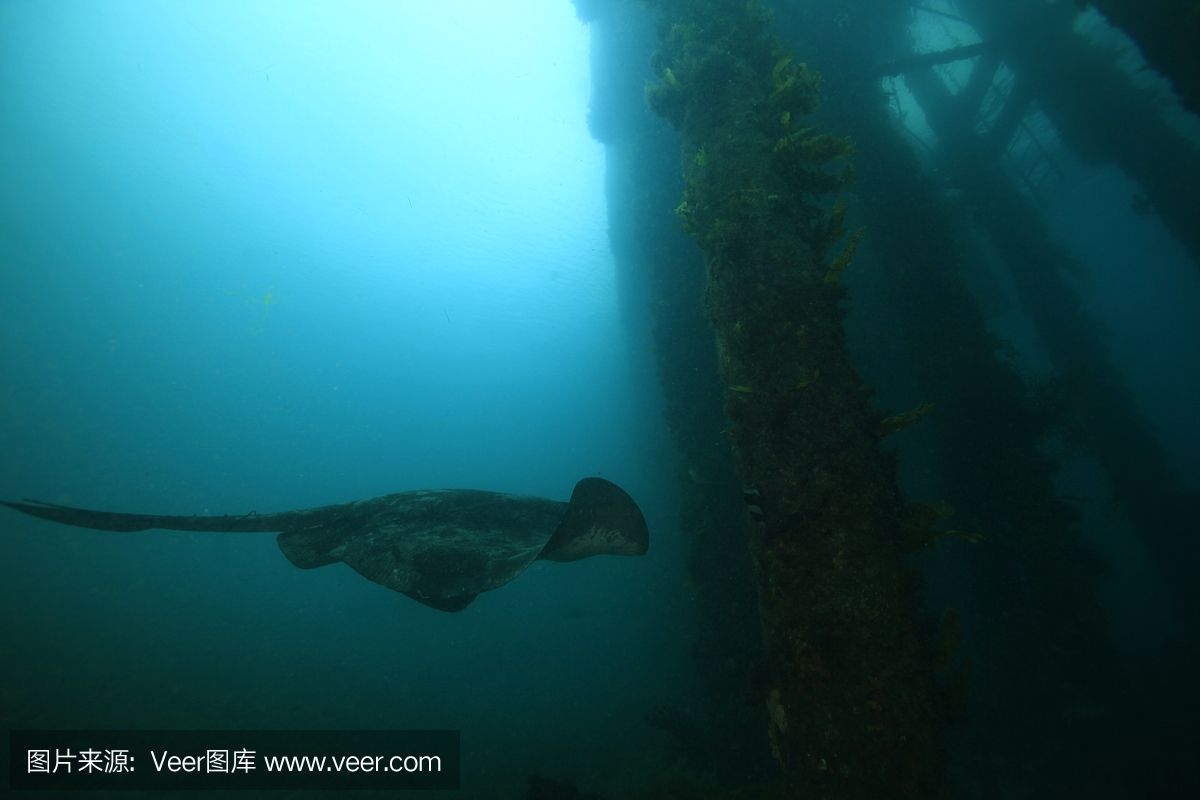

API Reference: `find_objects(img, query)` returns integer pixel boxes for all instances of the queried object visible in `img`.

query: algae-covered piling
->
[644,1,942,796]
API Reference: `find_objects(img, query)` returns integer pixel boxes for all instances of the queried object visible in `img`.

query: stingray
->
[1,477,648,611]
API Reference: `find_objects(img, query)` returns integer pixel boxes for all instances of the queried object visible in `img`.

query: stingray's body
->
[2,478,648,611]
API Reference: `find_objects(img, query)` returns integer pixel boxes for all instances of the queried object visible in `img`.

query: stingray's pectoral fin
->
[276,528,345,569]
[277,526,480,612]
[539,478,650,562]
[419,593,478,612]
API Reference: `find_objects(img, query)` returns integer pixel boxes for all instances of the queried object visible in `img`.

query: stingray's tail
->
[0,499,308,533]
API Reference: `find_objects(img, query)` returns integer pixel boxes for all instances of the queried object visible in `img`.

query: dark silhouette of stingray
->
[2,477,648,611]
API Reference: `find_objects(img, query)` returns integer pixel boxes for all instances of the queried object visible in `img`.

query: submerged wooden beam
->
[877,40,996,77]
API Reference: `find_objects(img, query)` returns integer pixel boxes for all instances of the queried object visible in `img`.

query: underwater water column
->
[766,2,1172,794]
[955,0,1200,283]
[577,0,773,780]
[820,65,1134,799]
[643,1,942,796]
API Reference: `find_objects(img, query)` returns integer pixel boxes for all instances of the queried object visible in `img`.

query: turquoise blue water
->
[0,3,688,797]
[8,2,1200,798]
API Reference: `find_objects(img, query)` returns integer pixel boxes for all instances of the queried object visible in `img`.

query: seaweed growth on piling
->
[643,2,943,796]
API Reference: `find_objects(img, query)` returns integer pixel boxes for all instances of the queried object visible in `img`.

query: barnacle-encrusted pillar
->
[644,2,941,796]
